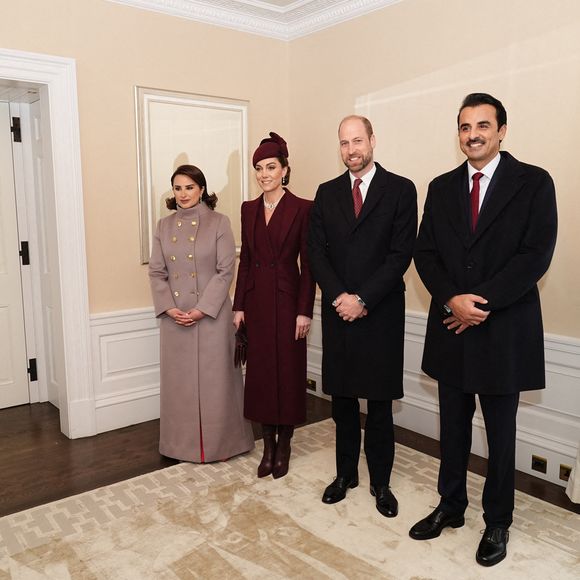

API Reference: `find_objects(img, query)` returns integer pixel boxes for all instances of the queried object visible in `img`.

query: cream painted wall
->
[0,0,578,338]
[289,0,580,338]
[0,0,289,312]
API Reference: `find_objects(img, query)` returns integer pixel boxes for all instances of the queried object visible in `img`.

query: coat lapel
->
[348,163,389,233]
[337,172,357,227]
[439,163,472,248]
[245,197,261,257]
[352,166,384,230]
[470,152,523,245]
[276,190,300,250]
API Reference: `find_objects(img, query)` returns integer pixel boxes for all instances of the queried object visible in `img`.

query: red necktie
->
[470,172,483,232]
[352,178,363,218]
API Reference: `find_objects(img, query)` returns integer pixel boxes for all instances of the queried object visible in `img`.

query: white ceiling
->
[0,80,39,104]
[108,0,403,40]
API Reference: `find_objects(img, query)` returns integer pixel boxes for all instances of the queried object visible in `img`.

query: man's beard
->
[344,151,372,173]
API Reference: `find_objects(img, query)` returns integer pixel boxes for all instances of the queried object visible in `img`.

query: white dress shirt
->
[467,153,501,211]
[349,162,377,203]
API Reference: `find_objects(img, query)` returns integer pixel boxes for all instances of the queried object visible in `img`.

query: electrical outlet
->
[531,455,547,474]
[559,464,572,482]
[306,378,316,391]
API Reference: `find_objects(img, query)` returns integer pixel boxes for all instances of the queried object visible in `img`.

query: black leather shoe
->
[322,475,359,504]
[409,507,465,540]
[476,527,509,567]
[370,485,398,518]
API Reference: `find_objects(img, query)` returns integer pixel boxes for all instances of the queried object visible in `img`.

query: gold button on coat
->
[177,221,182,227]
[170,255,176,261]
[189,236,195,242]
[174,291,180,297]
[171,236,177,243]
[191,220,197,226]
[187,254,193,260]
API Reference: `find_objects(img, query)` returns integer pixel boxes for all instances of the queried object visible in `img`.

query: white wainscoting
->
[90,303,580,487]
[90,308,161,434]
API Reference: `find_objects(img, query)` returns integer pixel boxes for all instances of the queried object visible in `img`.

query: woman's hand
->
[295,315,311,340]
[233,311,245,330]
[186,309,205,323]
[166,308,196,326]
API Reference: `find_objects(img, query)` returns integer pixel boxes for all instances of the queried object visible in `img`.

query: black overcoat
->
[414,151,557,394]
[308,163,417,400]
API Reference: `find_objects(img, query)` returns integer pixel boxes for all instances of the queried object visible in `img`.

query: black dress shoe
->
[322,475,359,504]
[409,507,465,540]
[476,527,509,567]
[370,485,398,518]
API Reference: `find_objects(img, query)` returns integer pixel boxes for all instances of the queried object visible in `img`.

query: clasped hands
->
[444,294,490,334]
[333,292,368,322]
[166,307,204,326]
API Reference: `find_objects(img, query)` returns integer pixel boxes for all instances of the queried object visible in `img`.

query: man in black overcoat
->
[410,93,557,567]
[308,115,417,518]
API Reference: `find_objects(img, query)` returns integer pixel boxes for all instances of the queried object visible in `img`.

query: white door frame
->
[0,48,95,438]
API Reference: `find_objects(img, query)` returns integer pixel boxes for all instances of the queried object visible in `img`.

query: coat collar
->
[441,151,524,248]
[244,189,300,255]
[337,163,390,232]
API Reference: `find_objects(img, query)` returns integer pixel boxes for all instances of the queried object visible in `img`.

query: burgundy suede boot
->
[272,425,294,479]
[257,424,277,478]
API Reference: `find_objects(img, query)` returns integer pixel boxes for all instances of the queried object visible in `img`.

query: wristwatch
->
[355,294,366,307]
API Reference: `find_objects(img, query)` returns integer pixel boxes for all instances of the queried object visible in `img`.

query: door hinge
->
[11,117,21,142]
[28,359,38,382]
[19,241,30,265]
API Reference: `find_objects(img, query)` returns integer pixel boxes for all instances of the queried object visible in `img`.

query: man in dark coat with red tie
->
[308,115,417,518]
[410,93,557,567]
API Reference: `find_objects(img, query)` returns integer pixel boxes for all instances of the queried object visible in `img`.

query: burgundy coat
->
[233,190,316,424]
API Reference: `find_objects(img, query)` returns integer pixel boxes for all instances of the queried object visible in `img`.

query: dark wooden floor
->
[0,397,577,517]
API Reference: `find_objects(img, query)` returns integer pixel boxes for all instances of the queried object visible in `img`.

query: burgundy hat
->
[252,132,289,166]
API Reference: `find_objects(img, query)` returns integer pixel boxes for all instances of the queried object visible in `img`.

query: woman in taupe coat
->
[149,165,254,462]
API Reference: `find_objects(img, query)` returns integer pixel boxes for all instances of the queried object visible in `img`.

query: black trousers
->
[437,382,520,528]
[331,396,394,487]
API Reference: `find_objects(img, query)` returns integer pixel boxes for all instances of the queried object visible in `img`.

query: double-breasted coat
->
[307,163,418,400]
[149,203,254,462]
[414,151,558,394]
[233,190,316,425]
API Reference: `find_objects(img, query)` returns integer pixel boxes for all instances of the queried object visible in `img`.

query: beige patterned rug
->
[0,420,578,579]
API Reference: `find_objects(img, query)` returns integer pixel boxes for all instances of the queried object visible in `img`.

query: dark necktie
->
[352,178,363,218]
[470,172,483,232]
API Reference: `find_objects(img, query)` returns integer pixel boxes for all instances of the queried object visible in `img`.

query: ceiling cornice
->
[107,0,403,41]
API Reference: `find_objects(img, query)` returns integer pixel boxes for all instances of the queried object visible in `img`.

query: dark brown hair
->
[165,164,218,210]
[278,156,291,186]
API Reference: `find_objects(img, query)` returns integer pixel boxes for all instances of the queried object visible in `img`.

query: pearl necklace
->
[263,193,284,211]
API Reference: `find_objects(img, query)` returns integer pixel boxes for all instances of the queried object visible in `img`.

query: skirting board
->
[89,304,580,487]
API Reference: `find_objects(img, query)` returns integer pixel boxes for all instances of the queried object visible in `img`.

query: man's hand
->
[444,294,490,333]
[334,292,365,322]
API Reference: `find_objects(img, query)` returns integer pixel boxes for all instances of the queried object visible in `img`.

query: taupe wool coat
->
[149,202,254,462]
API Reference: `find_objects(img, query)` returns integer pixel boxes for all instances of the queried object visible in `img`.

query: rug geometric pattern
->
[1,420,579,579]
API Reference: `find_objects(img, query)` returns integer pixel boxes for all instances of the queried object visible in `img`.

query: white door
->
[30,99,66,408]
[29,99,64,408]
[0,101,30,408]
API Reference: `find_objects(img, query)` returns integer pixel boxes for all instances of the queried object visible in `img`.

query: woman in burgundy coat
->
[233,132,316,479]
